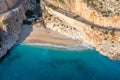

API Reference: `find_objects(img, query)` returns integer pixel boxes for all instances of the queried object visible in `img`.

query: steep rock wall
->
[46,0,120,28]
[0,0,36,58]
[42,0,120,59]
[0,0,19,13]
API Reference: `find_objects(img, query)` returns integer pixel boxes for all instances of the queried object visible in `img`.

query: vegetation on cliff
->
[84,0,120,17]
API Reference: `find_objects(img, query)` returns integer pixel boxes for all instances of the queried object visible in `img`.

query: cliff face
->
[0,0,19,13]
[46,0,120,28]
[0,0,120,60]
[0,0,37,58]
[42,0,120,59]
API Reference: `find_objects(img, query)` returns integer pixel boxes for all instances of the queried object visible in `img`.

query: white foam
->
[19,42,94,51]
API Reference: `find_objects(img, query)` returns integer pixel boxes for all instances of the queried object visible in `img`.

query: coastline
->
[18,42,93,51]
[18,23,83,47]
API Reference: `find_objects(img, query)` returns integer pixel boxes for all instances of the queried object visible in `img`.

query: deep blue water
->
[0,44,120,80]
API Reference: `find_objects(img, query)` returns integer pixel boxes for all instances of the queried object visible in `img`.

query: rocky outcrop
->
[0,0,19,13]
[0,0,37,58]
[42,0,120,59]
[45,0,120,28]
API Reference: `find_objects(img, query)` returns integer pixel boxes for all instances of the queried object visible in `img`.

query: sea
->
[0,43,120,80]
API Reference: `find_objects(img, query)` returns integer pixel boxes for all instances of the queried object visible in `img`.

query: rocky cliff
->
[0,0,37,58]
[0,0,19,13]
[42,0,120,59]
[45,0,120,28]
[0,0,120,60]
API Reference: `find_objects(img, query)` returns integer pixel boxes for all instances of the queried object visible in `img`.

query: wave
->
[18,42,94,51]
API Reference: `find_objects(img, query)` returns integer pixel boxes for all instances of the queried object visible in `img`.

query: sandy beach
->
[18,23,82,46]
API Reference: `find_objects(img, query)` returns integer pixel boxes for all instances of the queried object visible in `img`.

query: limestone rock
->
[0,0,36,59]
[42,0,120,59]
[0,0,19,13]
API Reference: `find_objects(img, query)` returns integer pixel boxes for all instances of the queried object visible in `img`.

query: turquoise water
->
[0,44,120,80]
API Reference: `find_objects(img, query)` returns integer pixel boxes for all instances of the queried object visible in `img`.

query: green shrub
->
[110,28,115,36]
[91,25,94,29]
[2,19,7,25]
[59,0,65,4]
[104,31,109,34]
[73,15,79,19]
[104,38,107,40]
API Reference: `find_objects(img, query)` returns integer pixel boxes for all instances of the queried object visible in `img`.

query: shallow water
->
[0,44,120,80]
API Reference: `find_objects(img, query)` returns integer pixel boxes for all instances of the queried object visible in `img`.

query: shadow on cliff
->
[17,24,33,43]
[37,0,42,17]
[0,27,7,47]
[17,0,43,43]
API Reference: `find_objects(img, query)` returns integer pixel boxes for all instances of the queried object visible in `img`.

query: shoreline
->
[17,23,93,50]
[18,24,82,46]
[17,42,93,51]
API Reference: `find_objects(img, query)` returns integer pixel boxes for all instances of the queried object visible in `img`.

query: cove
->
[0,44,120,80]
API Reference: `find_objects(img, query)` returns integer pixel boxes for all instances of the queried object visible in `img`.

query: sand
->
[18,23,82,46]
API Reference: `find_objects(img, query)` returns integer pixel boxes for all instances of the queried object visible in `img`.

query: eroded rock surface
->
[0,0,37,58]
[42,0,120,59]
